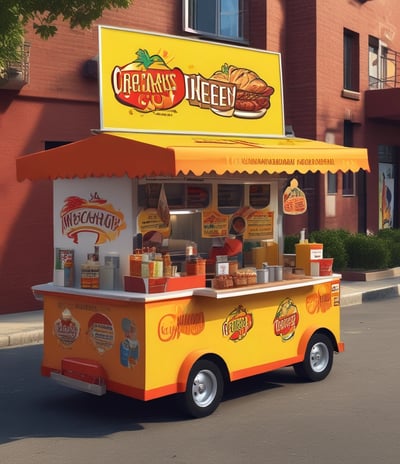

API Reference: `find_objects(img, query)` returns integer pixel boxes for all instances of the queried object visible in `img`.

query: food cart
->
[16,27,369,417]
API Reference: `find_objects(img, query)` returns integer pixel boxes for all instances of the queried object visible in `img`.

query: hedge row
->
[284,228,400,272]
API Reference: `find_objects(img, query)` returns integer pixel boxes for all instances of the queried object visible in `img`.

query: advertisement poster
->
[202,208,230,238]
[53,177,133,279]
[242,209,274,240]
[379,163,394,229]
[283,178,307,215]
[228,206,274,240]
[138,208,171,236]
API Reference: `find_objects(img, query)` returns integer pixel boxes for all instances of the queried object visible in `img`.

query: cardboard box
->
[310,258,334,276]
[166,274,206,291]
[124,274,205,293]
[124,276,167,293]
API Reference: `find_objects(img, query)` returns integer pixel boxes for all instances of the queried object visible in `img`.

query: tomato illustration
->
[112,49,186,112]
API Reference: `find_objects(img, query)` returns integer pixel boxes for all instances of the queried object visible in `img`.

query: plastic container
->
[252,247,266,269]
[311,258,334,276]
[295,243,323,276]
[81,262,100,289]
[257,268,269,284]
[129,254,142,277]
[262,241,279,265]
[186,258,206,275]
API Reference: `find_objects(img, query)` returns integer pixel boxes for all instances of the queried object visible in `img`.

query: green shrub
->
[377,229,400,267]
[284,234,299,254]
[377,228,400,243]
[387,242,400,267]
[285,228,400,271]
[345,233,390,270]
[309,229,349,271]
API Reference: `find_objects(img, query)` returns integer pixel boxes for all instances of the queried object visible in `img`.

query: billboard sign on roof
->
[99,26,284,137]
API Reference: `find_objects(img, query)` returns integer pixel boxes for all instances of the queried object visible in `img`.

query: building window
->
[343,29,360,92]
[343,120,356,196]
[343,172,355,196]
[183,0,248,43]
[327,173,337,194]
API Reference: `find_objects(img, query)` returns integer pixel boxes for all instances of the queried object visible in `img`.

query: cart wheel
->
[183,360,224,418]
[294,333,334,382]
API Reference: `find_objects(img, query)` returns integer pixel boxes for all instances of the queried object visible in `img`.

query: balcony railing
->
[0,43,30,90]
[369,47,400,89]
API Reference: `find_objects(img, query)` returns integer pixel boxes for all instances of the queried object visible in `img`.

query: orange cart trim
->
[337,341,345,352]
[106,380,178,401]
[43,364,177,401]
[230,356,302,381]
[16,132,370,181]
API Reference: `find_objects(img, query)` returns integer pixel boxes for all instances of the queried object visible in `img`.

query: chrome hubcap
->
[192,369,218,408]
[310,342,329,372]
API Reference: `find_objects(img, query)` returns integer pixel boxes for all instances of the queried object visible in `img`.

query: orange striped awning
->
[16,132,370,181]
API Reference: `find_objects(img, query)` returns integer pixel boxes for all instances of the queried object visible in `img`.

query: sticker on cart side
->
[88,313,115,354]
[120,318,140,367]
[273,297,299,342]
[331,281,340,306]
[158,309,205,342]
[60,192,126,244]
[306,283,334,314]
[222,305,253,342]
[53,308,80,347]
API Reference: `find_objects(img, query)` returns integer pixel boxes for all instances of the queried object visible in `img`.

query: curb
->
[0,329,43,349]
[361,284,400,302]
[340,283,400,308]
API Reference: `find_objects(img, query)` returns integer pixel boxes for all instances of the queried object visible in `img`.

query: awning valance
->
[16,132,370,182]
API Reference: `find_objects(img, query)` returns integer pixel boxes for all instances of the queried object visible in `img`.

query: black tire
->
[182,360,224,418]
[294,333,334,382]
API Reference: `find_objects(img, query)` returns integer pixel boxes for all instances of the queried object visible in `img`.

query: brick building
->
[1,0,399,312]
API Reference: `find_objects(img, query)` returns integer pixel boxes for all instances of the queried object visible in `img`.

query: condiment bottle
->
[141,253,150,277]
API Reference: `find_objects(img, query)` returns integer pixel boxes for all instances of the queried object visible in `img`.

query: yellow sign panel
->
[99,26,284,136]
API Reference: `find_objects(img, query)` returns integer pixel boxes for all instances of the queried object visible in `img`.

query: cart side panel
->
[142,279,341,394]
[42,293,147,399]
[41,278,341,402]
[193,279,341,381]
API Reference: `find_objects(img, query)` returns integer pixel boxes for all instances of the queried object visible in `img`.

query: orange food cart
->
[16,27,369,417]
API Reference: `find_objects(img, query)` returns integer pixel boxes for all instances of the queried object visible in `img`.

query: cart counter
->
[33,273,340,301]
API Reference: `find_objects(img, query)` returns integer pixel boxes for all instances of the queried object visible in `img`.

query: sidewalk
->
[1,277,400,349]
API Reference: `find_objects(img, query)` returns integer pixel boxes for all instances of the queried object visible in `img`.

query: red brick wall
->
[1,0,185,313]
[0,98,100,312]
[284,0,400,234]
[3,0,400,312]
[284,0,317,138]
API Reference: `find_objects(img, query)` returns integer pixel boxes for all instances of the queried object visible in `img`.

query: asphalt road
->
[1,298,399,464]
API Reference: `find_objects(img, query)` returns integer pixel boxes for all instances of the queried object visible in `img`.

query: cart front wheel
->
[183,360,223,418]
[294,333,333,382]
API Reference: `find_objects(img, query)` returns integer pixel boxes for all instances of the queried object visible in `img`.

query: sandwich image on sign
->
[210,63,275,118]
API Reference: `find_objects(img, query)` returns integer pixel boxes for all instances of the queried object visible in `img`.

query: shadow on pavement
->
[0,345,306,445]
